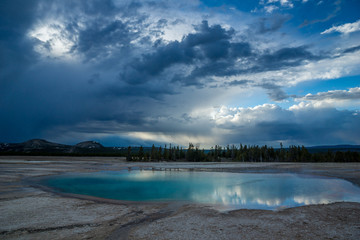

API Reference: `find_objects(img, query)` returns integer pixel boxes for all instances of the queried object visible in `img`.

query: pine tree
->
[186,143,194,161]
[126,146,132,161]
[138,146,144,161]
[158,146,162,161]
[151,144,156,161]
[163,144,169,160]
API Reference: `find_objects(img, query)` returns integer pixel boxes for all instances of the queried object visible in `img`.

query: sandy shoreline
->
[1,156,360,239]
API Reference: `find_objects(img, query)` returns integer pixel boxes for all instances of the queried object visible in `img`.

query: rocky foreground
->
[0,156,359,239]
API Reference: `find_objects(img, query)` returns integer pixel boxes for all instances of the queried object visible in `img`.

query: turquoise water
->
[42,170,360,210]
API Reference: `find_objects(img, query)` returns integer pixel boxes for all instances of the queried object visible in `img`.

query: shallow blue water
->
[42,170,360,210]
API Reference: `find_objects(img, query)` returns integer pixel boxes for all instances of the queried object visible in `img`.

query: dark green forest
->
[1,139,359,162]
[126,143,360,162]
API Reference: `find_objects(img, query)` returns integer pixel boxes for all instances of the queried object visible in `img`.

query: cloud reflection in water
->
[44,171,360,210]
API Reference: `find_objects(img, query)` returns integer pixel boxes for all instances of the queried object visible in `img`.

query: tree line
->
[126,143,360,162]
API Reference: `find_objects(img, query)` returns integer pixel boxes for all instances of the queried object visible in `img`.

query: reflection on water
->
[43,170,360,210]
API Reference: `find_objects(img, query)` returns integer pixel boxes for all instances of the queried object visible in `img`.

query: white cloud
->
[212,104,292,127]
[299,87,360,101]
[265,0,294,8]
[293,87,360,109]
[28,20,77,60]
[321,19,360,35]
[229,51,360,87]
[209,101,360,146]
[264,5,279,13]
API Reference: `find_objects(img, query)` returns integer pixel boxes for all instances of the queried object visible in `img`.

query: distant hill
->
[0,139,124,156]
[307,145,360,153]
[74,141,104,149]
[0,139,71,154]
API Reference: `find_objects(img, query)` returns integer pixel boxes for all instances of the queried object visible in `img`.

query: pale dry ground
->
[0,156,359,240]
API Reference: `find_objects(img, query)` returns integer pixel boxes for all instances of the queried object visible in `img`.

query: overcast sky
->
[1,0,359,147]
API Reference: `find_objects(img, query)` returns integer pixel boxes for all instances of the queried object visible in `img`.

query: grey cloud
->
[201,40,231,60]
[157,19,168,28]
[88,73,101,84]
[178,45,319,87]
[60,0,141,18]
[0,63,164,142]
[178,61,234,87]
[73,20,136,61]
[116,18,322,88]
[343,45,360,54]
[120,20,240,85]
[105,82,178,100]
[77,0,118,15]
[227,80,290,101]
[257,83,289,101]
[255,15,290,34]
[1,0,355,148]
[0,0,40,83]
[228,80,252,86]
[120,40,196,85]
[186,20,234,46]
[257,46,318,70]
[230,42,252,58]
[296,87,360,101]
[0,0,39,31]
[171,19,185,25]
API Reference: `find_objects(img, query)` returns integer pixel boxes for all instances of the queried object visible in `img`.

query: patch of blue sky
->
[200,0,259,12]
[286,75,360,96]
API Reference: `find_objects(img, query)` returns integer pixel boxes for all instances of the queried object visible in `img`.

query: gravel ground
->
[0,156,359,239]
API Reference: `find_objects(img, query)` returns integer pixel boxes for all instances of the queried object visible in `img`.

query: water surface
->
[42,170,360,210]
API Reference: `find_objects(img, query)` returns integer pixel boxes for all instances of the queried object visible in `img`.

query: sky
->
[1,0,360,148]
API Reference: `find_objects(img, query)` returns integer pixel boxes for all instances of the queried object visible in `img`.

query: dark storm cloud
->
[117,18,323,88]
[0,0,38,31]
[72,20,136,62]
[0,0,160,143]
[120,20,252,86]
[177,45,320,87]
[257,46,319,70]
[1,0,356,147]
[58,0,142,18]
[0,0,40,83]
[52,1,147,65]
[88,73,101,84]
[0,63,161,142]
[105,82,178,100]
[76,0,118,15]
[121,39,196,84]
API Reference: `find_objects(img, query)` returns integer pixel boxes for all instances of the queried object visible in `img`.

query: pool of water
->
[41,170,360,210]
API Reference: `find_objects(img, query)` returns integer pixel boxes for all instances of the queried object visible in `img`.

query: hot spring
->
[41,170,360,210]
